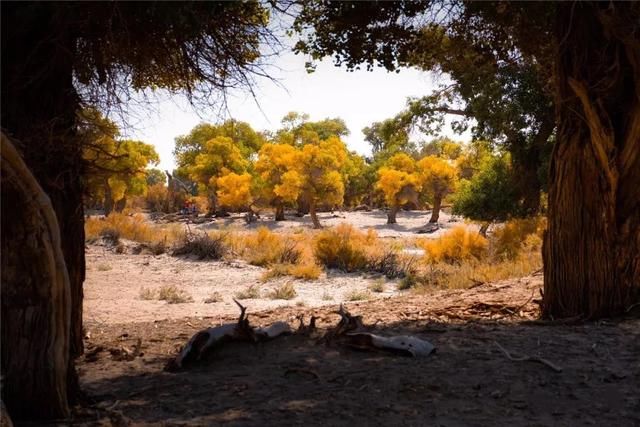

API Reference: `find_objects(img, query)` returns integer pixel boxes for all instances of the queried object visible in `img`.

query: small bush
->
[344,290,370,301]
[204,292,223,304]
[367,249,416,279]
[314,224,377,272]
[157,285,193,304]
[288,262,322,280]
[99,227,120,245]
[242,227,301,266]
[398,273,418,290]
[172,232,227,260]
[321,291,333,301]
[369,278,385,293]
[260,264,290,282]
[85,213,182,246]
[97,263,112,271]
[234,285,260,300]
[421,226,488,264]
[269,282,297,300]
[139,287,156,300]
[491,217,545,260]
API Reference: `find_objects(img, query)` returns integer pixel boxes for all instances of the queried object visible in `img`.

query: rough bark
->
[1,134,71,419]
[1,3,85,411]
[103,180,114,216]
[309,201,322,228]
[275,204,285,221]
[429,196,442,223]
[543,2,640,318]
[387,204,399,224]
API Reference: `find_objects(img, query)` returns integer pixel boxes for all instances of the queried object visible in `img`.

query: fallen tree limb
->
[493,341,562,373]
[165,299,291,371]
[323,305,435,357]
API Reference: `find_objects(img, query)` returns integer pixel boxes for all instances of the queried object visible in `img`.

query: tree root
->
[493,341,562,373]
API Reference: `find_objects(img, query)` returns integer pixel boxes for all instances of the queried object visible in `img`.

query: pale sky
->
[119,49,462,171]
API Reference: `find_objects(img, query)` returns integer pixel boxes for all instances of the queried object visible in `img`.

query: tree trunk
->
[1,4,84,415]
[429,196,442,223]
[387,204,399,224]
[104,181,114,216]
[1,135,71,419]
[115,197,127,213]
[275,204,285,221]
[543,2,640,319]
[309,201,322,228]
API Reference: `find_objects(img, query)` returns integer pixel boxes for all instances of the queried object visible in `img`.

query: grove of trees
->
[1,0,638,422]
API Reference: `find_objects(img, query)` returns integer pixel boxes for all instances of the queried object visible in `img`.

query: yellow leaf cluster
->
[421,226,488,264]
[216,172,253,210]
[417,155,458,198]
[376,153,421,207]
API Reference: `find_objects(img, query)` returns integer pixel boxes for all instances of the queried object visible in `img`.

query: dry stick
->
[493,341,562,373]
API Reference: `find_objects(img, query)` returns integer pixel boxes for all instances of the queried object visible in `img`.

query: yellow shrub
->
[491,217,546,260]
[241,227,300,266]
[288,262,322,280]
[85,213,182,244]
[421,226,488,264]
[313,223,379,272]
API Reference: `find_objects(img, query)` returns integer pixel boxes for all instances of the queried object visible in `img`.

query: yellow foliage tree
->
[297,136,348,228]
[216,172,253,212]
[255,143,302,220]
[417,155,458,223]
[186,136,248,213]
[376,153,421,224]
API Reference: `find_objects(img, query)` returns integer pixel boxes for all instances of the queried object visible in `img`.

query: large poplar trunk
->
[275,204,285,221]
[429,196,442,223]
[1,135,71,419]
[387,204,399,224]
[1,3,84,416]
[543,2,640,318]
[309,201,322,228]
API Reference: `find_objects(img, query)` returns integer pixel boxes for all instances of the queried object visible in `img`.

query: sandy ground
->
[75,274,640,426]
[84,245,401,325]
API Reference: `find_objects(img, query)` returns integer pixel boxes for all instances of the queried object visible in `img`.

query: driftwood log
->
[321,305,435,357]
[165,300,291,371]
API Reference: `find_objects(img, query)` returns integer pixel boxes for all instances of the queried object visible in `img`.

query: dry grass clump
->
[157,285,193,304]
[139,287,156,300]
[172,231,228,260]
[261,261,322,282]
[269,282,297,300]
[85,213,182,247]
[96,263,112,271]
[490,217,545,260]
[314,224,378,272]
[344,290,370,301]
[203,292,223,304]
[369,278,385,293]
[367,249,416,279]
[421,226,488,264]
[234,284,260,300]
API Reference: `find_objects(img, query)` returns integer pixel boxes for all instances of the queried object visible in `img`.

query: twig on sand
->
[493,341,562,373]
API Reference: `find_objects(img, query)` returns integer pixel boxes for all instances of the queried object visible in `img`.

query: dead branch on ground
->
[493,341,562,373]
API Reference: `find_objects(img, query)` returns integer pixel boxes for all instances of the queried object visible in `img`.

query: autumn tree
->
[146,168,166,187]
[417,155,458,223]
[1,2,276,419]
[296,137,348,228]
[254,143,302,220]
[292,1,640,318]
[216,172,254,213]
[186,136,249,214]
[376,153,422,224]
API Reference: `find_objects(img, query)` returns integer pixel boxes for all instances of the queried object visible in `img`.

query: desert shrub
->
[369,278,385,293]
[260,263,290,282]
[172,231,227,260]
[314,224,377,272]
[234,285,260,300]
[288,262,322,280]
[398,273,418,290]
[146,183,170,212]
[96,263,112,271]
[421,226,488,264]
[344,290,370,301]
[139,287,156,300]
[269,282,297,300]
[203,292,223,303]
[491,217,545,260]
[85,213,182,245]
[157,285,193,304]
[99,227,120,245]
[367,249,416,279]
[242,227,301,266]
